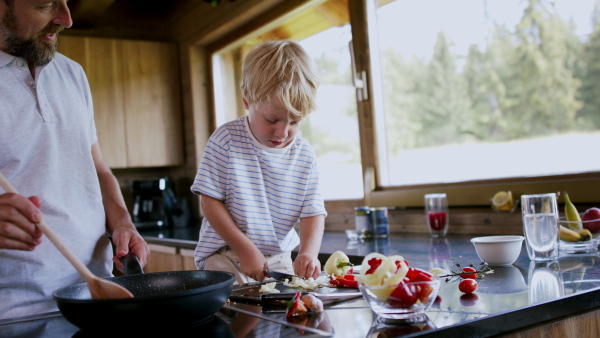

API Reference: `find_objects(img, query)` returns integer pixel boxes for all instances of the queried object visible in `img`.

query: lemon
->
[492,191,512,210]
[507,191,514,208]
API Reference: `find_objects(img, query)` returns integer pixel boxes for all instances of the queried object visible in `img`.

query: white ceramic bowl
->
[470,235,524,266]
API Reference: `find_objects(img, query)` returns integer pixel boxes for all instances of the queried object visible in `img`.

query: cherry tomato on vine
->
[458,279,478,293]
[460,267,478,279]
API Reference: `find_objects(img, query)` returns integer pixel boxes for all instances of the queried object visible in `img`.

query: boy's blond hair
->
[241,40,320,120]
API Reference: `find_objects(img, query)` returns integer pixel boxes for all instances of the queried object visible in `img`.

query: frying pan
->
[53,255,235,332]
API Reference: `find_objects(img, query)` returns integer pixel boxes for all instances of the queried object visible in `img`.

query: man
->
[0,0,150,319]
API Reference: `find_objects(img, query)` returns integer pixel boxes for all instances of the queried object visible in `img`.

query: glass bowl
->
[358,279,441,323]
[558,217,600,253]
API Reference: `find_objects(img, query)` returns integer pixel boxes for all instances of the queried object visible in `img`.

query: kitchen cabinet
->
[59,36,184,168]
[145,244,196,273]
[180,248,198,271]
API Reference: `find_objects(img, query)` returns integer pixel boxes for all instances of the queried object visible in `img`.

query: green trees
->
[382,0,599,155]
[579,2,600,128]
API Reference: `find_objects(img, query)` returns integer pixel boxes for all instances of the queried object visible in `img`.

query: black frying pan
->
[52,255,235,332]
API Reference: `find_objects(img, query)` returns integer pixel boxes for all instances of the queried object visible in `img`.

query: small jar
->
[354,206,371,238]
[370,207,389,238]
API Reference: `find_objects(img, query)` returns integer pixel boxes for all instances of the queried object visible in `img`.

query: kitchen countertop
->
[139,228,600,336]
[2,229,600,337]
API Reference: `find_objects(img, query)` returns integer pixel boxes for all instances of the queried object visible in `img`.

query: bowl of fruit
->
[357,253,441,323]
[559,193,600,254]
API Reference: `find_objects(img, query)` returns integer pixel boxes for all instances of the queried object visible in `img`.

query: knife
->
[264,269,296,281]
[260,291,362,301]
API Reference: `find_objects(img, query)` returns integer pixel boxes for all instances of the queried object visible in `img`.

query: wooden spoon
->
[0,172,133,300]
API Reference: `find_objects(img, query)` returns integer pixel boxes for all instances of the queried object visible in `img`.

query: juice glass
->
[425,193,449,237]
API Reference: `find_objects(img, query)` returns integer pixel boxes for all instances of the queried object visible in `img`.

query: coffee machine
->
[131,177,177,229]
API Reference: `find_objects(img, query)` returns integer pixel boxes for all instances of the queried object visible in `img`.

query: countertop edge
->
[144,237,197,250]
[413,289,600,337]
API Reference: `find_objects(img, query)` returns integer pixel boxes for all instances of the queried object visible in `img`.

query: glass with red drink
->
[425,193,449,237]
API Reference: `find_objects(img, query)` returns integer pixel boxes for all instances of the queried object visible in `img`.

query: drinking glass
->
[521,193,559,261]
[425,193,449,237]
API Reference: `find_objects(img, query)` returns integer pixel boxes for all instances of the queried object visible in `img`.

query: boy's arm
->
[294,214,325,279]
[200,194,267,281]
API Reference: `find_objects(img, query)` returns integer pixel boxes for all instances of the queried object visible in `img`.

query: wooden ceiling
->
[64,0,392,44]
[64,0,347,43]
[66,0,205,35]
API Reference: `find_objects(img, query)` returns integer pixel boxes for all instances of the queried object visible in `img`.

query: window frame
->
[203,0,600,208]
[351,0,600,207]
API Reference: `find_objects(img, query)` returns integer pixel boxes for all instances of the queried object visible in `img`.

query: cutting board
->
[229,281,361,307]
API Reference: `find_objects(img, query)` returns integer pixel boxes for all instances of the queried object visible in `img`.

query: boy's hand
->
[294,253,321,279]
[239,249,268,282]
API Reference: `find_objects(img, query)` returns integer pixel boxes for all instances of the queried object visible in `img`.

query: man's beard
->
[0,8,63,66]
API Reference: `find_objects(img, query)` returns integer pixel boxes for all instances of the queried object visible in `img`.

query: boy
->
[191,40,326,284]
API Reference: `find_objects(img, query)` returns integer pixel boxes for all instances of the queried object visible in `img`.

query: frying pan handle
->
[120,254,144,276]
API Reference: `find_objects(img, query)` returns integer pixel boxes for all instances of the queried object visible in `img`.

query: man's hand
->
[111,227,150,271]
[0,193,43,250]
[294,253,321,279]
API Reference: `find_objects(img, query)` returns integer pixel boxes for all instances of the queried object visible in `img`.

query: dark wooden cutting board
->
[229,281,361,307]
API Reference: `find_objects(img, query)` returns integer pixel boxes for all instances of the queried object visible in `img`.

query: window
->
[211,1,364,200]
[373,0,600,187]
[206,0,600,206]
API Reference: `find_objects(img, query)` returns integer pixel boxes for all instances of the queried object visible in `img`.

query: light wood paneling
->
[324,200,529,236]
[144,245,197,273]
[86,38,128,168]
[144,244,182,273]
[120,40,184,167]
[58,36,86,64]
[144,251,183,273]
[501,308,600,338]
[59,36,128,168]
[180,248,197,271]
[59,37,184,169]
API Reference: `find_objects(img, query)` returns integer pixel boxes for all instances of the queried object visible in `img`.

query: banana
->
[578,229,593,242]
[560,225,582,242]
[564,192,582,231]
[541,198,552,214]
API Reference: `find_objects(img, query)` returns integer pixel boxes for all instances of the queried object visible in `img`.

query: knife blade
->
[260,291,362,301]
[264,269,296,281]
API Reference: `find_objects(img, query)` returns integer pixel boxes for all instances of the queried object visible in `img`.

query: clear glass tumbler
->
[425,193,449,237]
[521,193,559,261]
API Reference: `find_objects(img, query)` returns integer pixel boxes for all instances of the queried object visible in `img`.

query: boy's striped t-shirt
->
[191,116,326,267]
